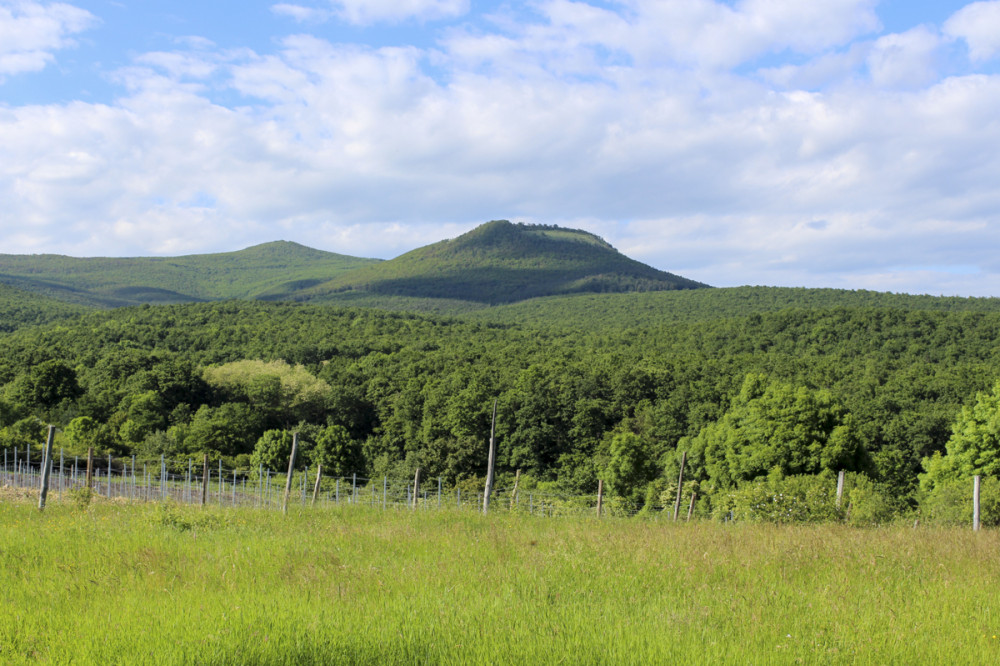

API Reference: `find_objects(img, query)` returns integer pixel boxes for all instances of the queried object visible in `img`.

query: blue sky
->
[3,0,1000,296]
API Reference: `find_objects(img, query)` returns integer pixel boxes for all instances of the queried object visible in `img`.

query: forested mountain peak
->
[445,219,615,254]
[303,220,706,305]
[225,240,365,264]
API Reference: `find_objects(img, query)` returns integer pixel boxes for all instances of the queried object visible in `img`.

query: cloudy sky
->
[2,0,1000,295]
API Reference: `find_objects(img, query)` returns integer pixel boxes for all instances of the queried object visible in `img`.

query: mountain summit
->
[303,220,706,304]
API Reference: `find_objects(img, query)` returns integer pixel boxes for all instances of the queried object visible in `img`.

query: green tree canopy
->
[250,429,296,472]
[310,425,362,477]
[202,359,332,425]
[922,380,1000,489]
[184,403,262,457]
[602,430,655,505]
[688,374,867,488]
[4,359,81,414]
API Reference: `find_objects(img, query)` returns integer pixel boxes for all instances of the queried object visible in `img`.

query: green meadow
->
[2,496,999,664]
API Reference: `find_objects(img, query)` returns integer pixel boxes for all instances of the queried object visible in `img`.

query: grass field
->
[1,495,999,664]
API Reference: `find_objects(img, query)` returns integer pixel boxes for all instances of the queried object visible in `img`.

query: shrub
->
[845,475,902,526]
[713,473,843,523]
[918,476,1000,526]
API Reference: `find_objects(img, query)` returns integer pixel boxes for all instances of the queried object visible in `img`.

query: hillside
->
[0,241,378,307]
[0,283,89,333]
[301,220,706,305]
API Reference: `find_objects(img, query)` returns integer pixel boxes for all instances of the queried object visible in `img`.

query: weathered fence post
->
[673,451,687,521]
[596,479,604,518]
[973,475,981,532]
[85,447,94,491]
[836,470,846,509]
[38,425,55,510]
[282,432,299,515]
[483,398,498,515]
[412,468,421,510]
[510,469,521,511]
[311,464,323,507]
[201,454,209,506]
[687,492,697,521]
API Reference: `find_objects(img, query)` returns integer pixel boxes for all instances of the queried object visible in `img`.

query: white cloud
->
[0,0,95,79]
[758,44,869,90]
[273,0,469,26]
[944,1,1000,62]
[867,27,942,88]
[613,0,880,69]
[271,3,331,23]
[4,1,1000,295]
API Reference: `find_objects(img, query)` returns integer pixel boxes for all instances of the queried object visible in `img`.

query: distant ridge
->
[0,223,704,310]
[0,241,379,307]
[303,220,707,304]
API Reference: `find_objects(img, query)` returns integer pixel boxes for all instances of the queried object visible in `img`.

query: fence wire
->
[1,450,659,518]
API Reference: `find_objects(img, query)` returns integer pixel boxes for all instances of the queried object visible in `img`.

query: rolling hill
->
[301,220,707,305]
[0,241,379,307]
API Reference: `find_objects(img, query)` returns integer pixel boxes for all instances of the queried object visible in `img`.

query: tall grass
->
[1,498,998,664]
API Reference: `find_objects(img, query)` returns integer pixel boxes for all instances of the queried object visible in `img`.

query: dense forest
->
[3,293,1000,523]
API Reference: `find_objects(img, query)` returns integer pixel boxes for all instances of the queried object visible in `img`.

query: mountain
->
[300,220,706,305]
[0,241,379,307]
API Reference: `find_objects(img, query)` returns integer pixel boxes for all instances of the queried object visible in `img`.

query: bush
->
[919,477,1000,526]
[713,473,843,523]
[845,475,902,526]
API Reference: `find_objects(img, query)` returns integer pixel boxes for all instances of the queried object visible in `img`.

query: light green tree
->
[603,431,653,505]
[922,381,1000,490]
[688,374,866,488]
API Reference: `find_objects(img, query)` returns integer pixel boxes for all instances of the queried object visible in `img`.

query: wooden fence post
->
[836,470,846,509]
[483,398,498,515]
[201,454,209,506]
[412,468,421,510]
[973,475,981,532]
[673,451,687,521]
[510,469,521,510]
[38,425,55,511]
[282,432,299,515]
[687,491,697,521]
[85,447,94,491]
[311,464,323,507]
[596,479,604,518]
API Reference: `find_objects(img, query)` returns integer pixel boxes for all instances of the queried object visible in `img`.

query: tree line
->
[2,299,1000,522]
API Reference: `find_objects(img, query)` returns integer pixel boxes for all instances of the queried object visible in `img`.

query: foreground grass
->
[1,499,999,664]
